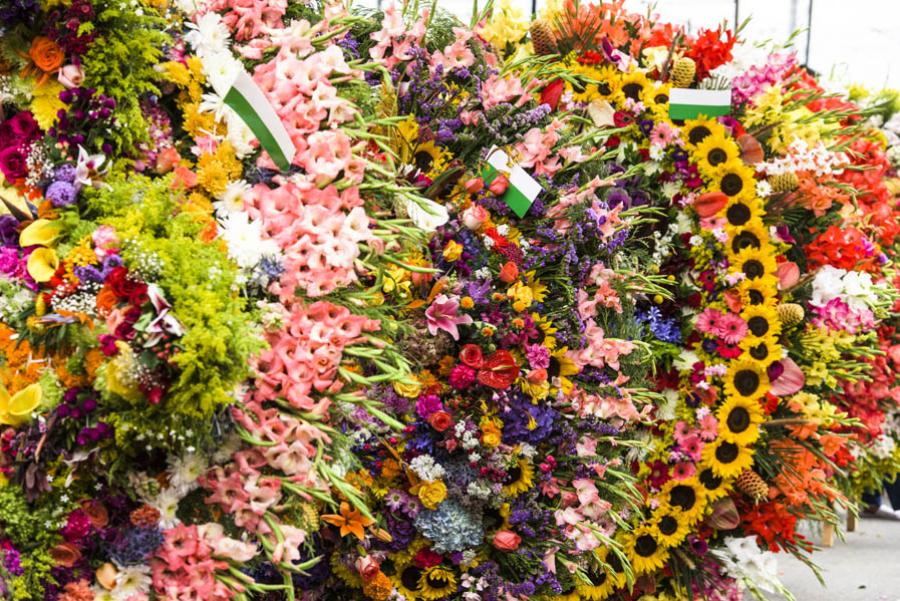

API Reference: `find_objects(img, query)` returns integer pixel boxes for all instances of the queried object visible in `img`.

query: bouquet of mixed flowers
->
[0,0,898,600]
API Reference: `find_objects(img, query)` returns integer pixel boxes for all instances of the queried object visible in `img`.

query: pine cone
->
[671,57,696,88]
[530,19,558,56]
[768,172,799,193]
[777,303,805,327]
[736,469,769,502]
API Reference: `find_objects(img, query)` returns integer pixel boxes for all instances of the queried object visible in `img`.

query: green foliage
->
[9,548,56,601]
[81,0,170,154]
[82,175,263,419]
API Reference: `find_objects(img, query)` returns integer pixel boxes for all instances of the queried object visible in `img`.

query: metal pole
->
[734,0,739,26]
[531,0,538,17]
[805,0,813,66]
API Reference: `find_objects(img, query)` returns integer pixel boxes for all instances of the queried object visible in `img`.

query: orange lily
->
[321,501,373,541]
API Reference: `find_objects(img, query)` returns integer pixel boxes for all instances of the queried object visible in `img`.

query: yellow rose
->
[393,378,422,399]
[418,480,447,510]
[442,240,463,262]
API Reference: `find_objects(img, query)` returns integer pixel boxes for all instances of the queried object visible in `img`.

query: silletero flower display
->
[0,0,898,600]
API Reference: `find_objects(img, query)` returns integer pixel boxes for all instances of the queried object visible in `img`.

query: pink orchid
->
[425,294,473,340]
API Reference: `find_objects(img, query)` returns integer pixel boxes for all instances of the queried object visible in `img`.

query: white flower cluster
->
[756,140,848,177]
[810,265,880,312]
[454,421,481,450]
[714,536,783,594]
[218,210,282,271]
[409,454,446,481]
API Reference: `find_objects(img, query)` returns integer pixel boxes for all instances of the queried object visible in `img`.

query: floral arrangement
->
[0,1,898,601]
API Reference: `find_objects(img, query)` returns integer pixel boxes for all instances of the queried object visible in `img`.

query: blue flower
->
[414,499,484,553]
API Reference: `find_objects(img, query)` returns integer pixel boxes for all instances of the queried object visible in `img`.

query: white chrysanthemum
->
[112,565,152,600]
[167,452,208,492]
[715,536,782,594]
[218,211,281,269]
[185,12,231,60]
[810,264,848,307]
[150,487,184,528]
[409,454,446,481]
[201,51,242,97]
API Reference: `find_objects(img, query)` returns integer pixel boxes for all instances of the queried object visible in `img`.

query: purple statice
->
[336,31,360,60]
[0,542,22,576]
[45,180,78,207]
[107,527,164,565]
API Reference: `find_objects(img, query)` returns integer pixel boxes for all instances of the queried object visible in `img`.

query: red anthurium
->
[477,350,519,389]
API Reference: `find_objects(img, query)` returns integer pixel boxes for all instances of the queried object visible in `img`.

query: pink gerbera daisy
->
[717,313,748,345]
[695,308,725,336]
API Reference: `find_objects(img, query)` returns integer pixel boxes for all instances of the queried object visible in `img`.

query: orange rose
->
[28,37,64,73]
[49,543,82,568]
[499,261,519,284]
[81,499,109,529]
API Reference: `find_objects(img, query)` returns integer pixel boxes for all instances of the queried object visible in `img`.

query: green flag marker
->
[223,70,296,172]
[482,148,543,218]
[669,88,732,121]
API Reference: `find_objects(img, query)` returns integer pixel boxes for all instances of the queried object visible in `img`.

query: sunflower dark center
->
[414,150,434,173]
[607,554,624,573]
[727,407,751,433]
[748,289,765,305]
[659,516,679,536]
[504,465,522,485]
[726,202,751,226]
[588,570,608,586]
[689,125,711,145]
[635,534,658,557]
[655,93,668,104]
[622,83,643,101]
[699,468,723,490]
[750,343,769,361]
[716,441,740,463]
[748,316,769,336]
[401,567,423,590]
[598,82,612,95]
[669,485,696,511]
[721,173,744,196]
[742,259,765,279]
[708,148,728,166]
[732,232,761,253]
[734,369,760,397]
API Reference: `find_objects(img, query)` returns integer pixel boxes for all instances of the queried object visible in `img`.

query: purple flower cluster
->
[45,163,80,207]
[50,87,116,154]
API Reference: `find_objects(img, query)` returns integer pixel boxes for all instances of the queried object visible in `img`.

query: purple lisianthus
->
[0,215,18,247]
[46,180,78,207]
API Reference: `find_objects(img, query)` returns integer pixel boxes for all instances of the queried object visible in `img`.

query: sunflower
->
[502,457,534,497]
[418,566,458,600]
[531,312,559,350]
[740,304,782,342]
[708,160,758,199]
[659,477,706,523]
[737,275,779,308]
[693,129,741,178]
[703,438,754,479]
[725,220,768,257]
[575,567,618,600]
[682,117,725,149]
[650,506,690,547]
[723,358,771,402]
[738,334,782,367]
[567,63,622,104]
[618,69,653,106]
[696,465,730,501]
[624,525,669,575]
[645,81,673,119]
[412,140,454,180]
[549,346,579,395]
[389,561,425,600]
[722,195,764,228]
[730,245,778,281]
[716,396,764,446]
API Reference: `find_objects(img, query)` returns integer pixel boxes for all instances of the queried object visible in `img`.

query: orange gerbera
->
[321,501,373,540]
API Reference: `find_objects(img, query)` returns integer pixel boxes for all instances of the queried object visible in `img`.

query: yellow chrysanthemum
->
[31,80,66,130]
[716,396,764,446]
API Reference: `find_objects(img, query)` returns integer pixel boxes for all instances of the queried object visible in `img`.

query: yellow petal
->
[19,219,62,248]
[9,383,42,417]
[0,384,9,415]
[27,247,59,282]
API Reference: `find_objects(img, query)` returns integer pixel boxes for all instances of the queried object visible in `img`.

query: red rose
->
[107,266,148,306]
[428,410,453,432]
[413,549,443,569]
[459,344,484,368]
[540,78,565,111]
[477,350,519,389]
[0,147,28,181]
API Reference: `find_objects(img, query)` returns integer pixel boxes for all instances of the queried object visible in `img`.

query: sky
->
[358,0,900,90]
